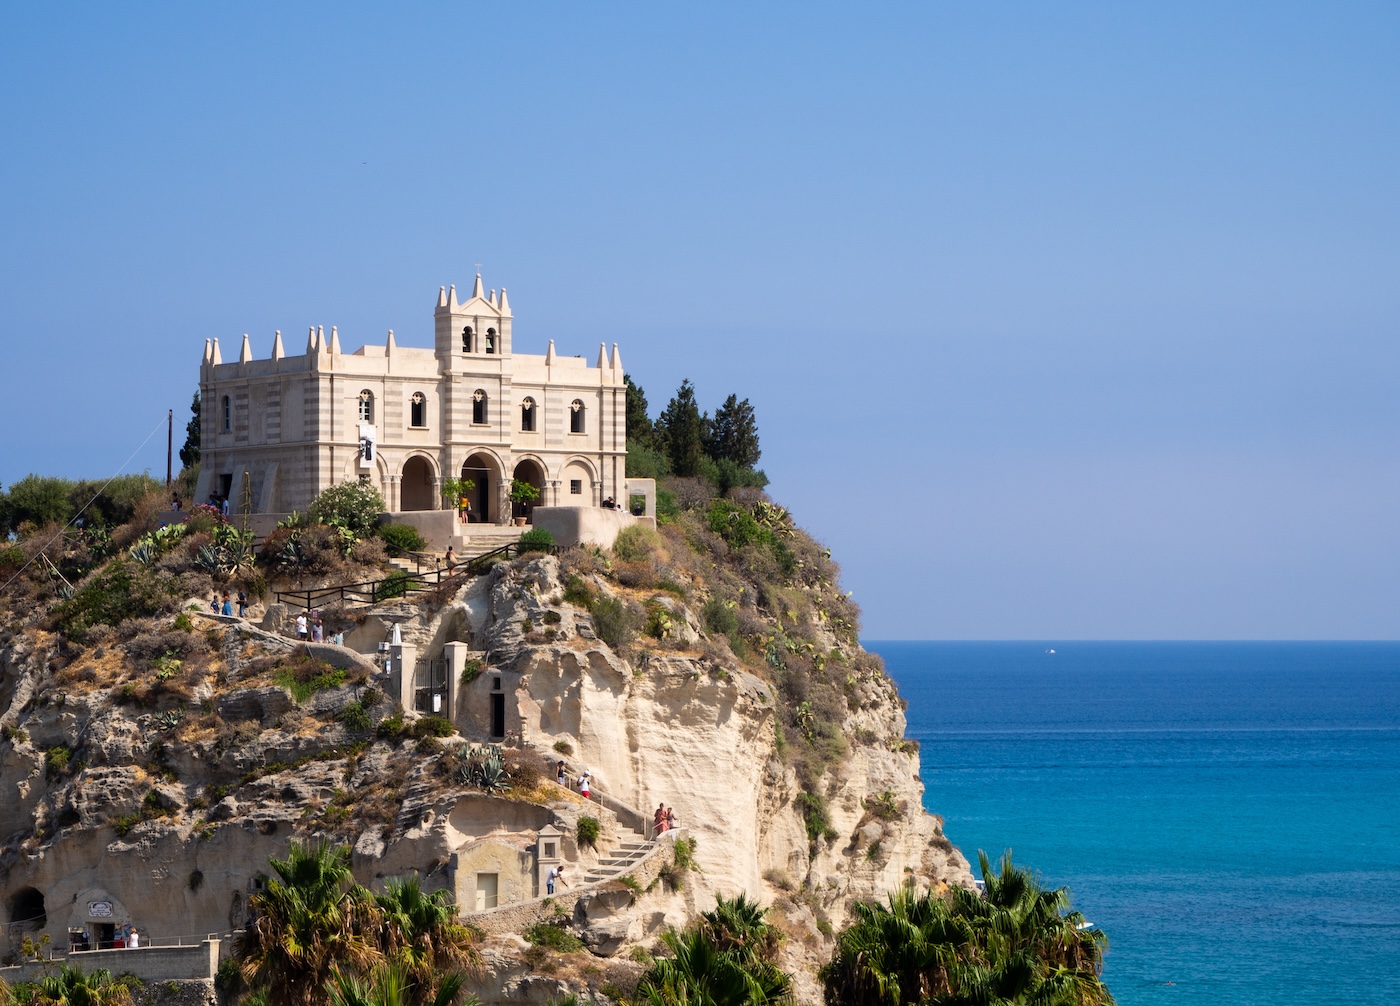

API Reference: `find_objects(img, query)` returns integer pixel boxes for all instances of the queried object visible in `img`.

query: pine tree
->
[657,379,708,477]
[707,394,761,468]
[179,392,201,470]
[624,373,655,446]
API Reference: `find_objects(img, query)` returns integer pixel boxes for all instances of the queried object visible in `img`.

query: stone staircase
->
[583,829,655,885]
[384,526,525,575]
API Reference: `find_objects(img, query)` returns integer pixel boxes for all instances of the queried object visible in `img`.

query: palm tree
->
[31,967,133,1006]
[699,894,781,964]
[635,927,792,1006]
[326,962,474,1006]
[373,876,481,1006]
[235,840,381,1006]
[821,852,1114,1006]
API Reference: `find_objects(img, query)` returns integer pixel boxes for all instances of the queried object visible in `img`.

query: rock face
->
[0,539,969,1000]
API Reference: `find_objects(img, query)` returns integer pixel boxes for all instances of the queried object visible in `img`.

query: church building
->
[194,274,628,523]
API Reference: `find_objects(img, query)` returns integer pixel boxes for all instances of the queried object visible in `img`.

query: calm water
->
[866,641,1400,1006]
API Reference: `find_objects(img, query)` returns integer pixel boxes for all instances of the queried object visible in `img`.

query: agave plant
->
[129,540,158,566]
[195,543,224,574]
[278,535,306,572]
[457,745,511,795]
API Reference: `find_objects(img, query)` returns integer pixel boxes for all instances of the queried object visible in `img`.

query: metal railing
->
[273,542,555,610]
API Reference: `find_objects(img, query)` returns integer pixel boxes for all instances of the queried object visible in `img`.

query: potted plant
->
[440,477,476,522]
[508,479,541,526]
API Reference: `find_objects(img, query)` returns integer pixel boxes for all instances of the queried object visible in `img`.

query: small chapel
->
[194,274,630,531]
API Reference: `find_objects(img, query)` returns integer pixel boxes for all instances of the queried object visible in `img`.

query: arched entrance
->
[462,452,502,524]
[9,887,45,932]
[512,459,547,524]
[400,456,435,511]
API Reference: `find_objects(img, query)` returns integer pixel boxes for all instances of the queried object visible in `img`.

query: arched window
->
[520,397,536,432]
[222,395,231,432]
[410,392,427,429]
[472,389,488,425]
[358,390,374,423]
[461,326,473,353]
[570,399,585,434]
[485,328,497,354]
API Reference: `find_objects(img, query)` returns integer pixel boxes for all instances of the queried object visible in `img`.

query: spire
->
[317,325,325,353]
[386,328,396,353]
[271,330,285,360]
[545,339,556,365]
[307,326,318,353]
[437,285,448,309]
[610,342,622,372]
[329,325,342,355]
[211,338,223,365]
[202,339,212,364]
[471,273,484,300]
[498,287,511,315]
[239,333,252,364]
[596,342,607,369]
[488,289,497,307]
[448,284,459,309]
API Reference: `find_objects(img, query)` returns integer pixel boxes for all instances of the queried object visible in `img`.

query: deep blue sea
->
[866,641,1400,1006]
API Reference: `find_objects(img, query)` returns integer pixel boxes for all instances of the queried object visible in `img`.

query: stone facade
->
[194,275,627,521]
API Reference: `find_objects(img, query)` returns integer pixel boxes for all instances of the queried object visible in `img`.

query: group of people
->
[295,611,344,645]
[70,924,141,951]
[205,494,232,516]
[555,761,593,798]
[211,591,249,618]
[653,803,680,834]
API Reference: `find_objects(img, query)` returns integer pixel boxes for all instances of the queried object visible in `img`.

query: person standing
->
[296,613,308,640]
[444,544,456,570]
[237,591,248,618]
[547,865,568,895]
[556,760,567,786]
[221,593,233,616]
[578,772,591,800]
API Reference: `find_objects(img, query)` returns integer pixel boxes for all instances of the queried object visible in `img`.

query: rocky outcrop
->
[0,543,968,999]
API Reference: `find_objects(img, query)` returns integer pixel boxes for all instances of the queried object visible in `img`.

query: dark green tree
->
[634,895,793,1006]
[625,373,656,447]
[3,475,76,534]
[179,392,201,470]
[707,395,761,469]
[657,380,709,478]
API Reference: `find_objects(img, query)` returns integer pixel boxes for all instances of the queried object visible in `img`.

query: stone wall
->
[529,507,654,550]
[0,940,220,982]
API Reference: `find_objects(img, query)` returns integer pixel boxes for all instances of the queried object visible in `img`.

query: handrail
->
[273,543,557,610]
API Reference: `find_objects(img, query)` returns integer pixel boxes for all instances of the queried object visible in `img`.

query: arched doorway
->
[400,456,435,511]
[462,452,502,524]
[512,459,547,524]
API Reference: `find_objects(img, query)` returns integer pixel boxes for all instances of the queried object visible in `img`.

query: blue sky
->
[2,3,1398,638]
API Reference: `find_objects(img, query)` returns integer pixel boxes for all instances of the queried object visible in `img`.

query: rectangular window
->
[570,480,582,495]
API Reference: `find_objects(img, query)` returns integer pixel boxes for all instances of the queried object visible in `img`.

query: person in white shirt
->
[547,865,568,895]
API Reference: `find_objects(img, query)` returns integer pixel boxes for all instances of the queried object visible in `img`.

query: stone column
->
[387,475,401,513]
[441,642,474,727]
[497,478,512,525]
[391,641,418,711]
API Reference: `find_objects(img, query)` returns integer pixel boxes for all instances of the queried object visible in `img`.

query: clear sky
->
[2,4,1397,639]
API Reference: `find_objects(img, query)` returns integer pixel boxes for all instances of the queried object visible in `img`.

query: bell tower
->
[434,272,513,372]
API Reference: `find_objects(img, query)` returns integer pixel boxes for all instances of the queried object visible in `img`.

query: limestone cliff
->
[0,508,970,1002]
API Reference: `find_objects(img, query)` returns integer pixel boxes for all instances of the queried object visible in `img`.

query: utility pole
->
[166,409,173,488]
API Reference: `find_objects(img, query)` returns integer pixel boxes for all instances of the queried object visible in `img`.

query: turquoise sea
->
[866,641,1400,1006]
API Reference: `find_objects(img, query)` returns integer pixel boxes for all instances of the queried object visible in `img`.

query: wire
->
[1,414,169,594]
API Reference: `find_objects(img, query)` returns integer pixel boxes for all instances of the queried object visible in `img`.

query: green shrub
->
[45,745,72,780]
[460,659,483,686]
[863,790,901,822]
[518,528,555,553]
[577,815,601,850]
[702,596,739,638]
[672,834,698,872]
[309,481,385,540]
[591,596,640,651]
[375,570,412,601]
[272,656,348,702]
[412,715,454,738]
[542,610,562,625]
[612,525,661,562]
[376,713,407,741]
[340,700,372,733]
[795,792,838,846]
[54,559,180,639]
[377,523,427,553]
[525,923,583,953]
[563,575,596,610]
